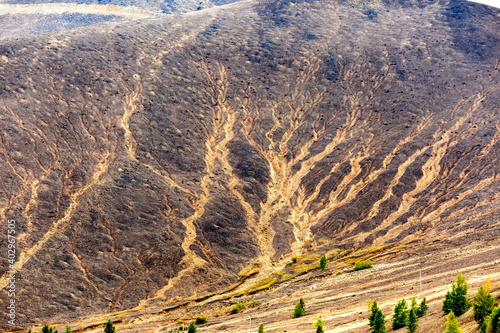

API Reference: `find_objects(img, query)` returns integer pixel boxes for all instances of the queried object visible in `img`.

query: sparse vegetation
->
[195,315,208,324]
[258,323,265,333]
[354,259,373,270]
[246,299,259,307]
[320,255,327,270]
[65,326,71,333]
[231,301,245,314]
[293,298,306,318]
[442,273,470,316]
[230,299,258,314]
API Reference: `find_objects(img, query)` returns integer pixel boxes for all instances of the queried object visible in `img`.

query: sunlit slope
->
[0,0,498,329]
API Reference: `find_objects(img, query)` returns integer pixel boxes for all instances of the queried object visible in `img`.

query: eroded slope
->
[0,0,498,329]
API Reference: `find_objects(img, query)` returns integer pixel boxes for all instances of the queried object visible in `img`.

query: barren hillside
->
[0,0,499,331]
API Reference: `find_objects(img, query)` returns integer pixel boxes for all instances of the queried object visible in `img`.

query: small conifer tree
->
[473,286,495,326]
[442,273,470,316]
[373,309,387,333]
[407,306,419,333]
[392,299,408,330]
[369,301,380,328]
[258,323,265,333]
[104,320,116,333]
[369,301,387,333]
[444,312,462,333]
[187,321,197,333]
[293,298,306,318]
[65,326,72,333]
[320,255,327,270]
[417,298,429,317]
[42,325,54,333]
[314,317,326,333]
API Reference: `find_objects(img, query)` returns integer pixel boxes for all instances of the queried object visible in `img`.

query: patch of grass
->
[354,259,373,270]
[280,273,296,282]
[231,301,245,314]
[339,249,354,257]
[351,246,385,258]
[250,275,279,293]
[229,299,259,314]
[293,263,318,274]
[238,263,260,279]
[245,299,259,307]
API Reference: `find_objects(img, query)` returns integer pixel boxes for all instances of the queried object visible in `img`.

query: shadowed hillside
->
[0,0,498,330]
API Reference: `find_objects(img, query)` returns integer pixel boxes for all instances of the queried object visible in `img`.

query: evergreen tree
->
[473,286,495,326]
[314,317,326,333]
[392,299,408,330]
[407,306,418,333]
[480,319,488,333]
[320,255,327,271]
[65,326,72,333]
[258,323,265,333]
[444,312,462,333]
[104,320,116,333]
[417,298,429,317]
[369,301,380,328]
[187,321,197,333]
[42,325,53,333]
[369,301,387,333]
[442,273,470,316]
[487,305,500,333]
[293,298,306,318]
[372,309,387,333]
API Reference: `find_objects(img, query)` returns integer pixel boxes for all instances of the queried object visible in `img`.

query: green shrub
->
[231,301,244,314]
[246,299,259,307]
[194,316,207,324]
[354,260,373,270]
[258,324,265,333]
[187,322,197,333]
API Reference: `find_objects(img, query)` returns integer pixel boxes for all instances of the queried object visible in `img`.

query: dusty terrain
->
[0,0,498,331]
